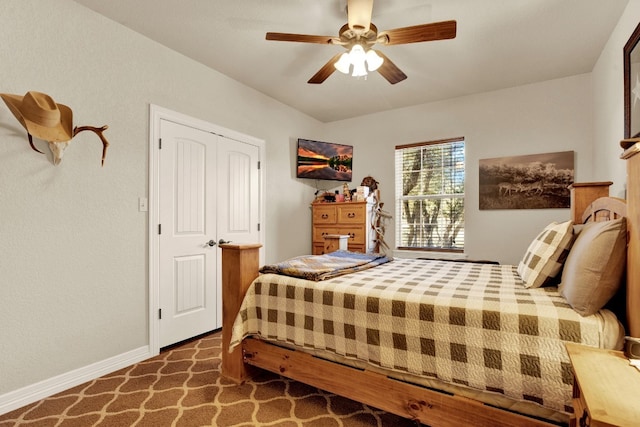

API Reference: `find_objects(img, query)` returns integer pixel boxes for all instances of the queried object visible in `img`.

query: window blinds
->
[395,138,465,251]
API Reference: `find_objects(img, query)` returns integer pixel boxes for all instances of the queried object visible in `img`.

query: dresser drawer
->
[337,226,365,244]
[312,243,325,255]
[313,227,339,242]
[313,205,337,224]
[337,204,365,223]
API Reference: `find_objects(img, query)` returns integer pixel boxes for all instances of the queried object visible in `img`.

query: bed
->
[219,146,639,427]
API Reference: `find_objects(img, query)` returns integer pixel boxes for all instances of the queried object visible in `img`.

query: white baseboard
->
[0,345,152,416]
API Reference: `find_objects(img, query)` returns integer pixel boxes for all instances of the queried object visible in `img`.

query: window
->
[395,137,465,252]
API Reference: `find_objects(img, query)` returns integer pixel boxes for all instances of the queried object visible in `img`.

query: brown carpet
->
[0,332,419,426]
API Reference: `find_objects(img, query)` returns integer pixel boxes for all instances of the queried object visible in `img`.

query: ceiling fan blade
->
[308,52,344,84]
[347,0,373,32]
[379,20,456,45]
[374,51,407,84]
[266,32,336,44]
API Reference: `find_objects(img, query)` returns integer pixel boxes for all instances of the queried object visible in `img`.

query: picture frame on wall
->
[624,22,640,138]
[478,151,574,210]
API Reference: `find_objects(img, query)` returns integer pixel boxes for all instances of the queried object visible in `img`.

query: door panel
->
[215,137,260,326]
[174,255,205,314]
[175,139,205,234]
[227,150,251,231]
[216,137,260,244]
[159,120,217,347]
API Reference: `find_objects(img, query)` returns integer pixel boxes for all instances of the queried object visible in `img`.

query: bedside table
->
[565,342,640,426]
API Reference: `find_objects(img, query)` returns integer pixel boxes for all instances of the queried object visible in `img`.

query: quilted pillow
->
[517,220,575,288]
[559,218,627,316]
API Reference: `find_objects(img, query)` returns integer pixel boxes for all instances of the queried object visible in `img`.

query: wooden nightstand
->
[565,342,640,426]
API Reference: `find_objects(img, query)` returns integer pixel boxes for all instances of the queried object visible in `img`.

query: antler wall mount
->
[0,91,110,166]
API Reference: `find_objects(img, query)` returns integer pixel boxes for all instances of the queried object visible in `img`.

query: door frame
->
[148,104,265,355]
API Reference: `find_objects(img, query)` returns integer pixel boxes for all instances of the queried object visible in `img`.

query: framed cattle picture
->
[478,151,574,210]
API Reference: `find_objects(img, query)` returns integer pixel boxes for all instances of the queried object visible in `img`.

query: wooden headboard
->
[581,197,626,223]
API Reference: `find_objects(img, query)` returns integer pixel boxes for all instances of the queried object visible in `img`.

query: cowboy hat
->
[0,91,73,142]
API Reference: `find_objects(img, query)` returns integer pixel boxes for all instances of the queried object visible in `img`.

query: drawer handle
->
[349,233,355,238]
[321,214,329,219]
[347,213,356,218]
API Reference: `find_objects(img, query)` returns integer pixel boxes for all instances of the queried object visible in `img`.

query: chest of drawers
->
[311,201,374,255]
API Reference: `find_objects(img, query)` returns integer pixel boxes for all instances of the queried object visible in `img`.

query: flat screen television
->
[296,138,353,182]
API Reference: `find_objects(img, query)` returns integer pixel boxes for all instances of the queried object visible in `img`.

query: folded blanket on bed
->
[259,250,391,281]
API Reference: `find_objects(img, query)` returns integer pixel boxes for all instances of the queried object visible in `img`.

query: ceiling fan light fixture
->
[334,52,351,74]
[365,49,383,72]
[333,44,367,77]
[334,44,370,77]
[349,44,367,77]
[351,59,368,77]
[332,42,385,79]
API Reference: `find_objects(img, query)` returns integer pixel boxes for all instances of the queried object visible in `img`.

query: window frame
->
[395,137,465,253]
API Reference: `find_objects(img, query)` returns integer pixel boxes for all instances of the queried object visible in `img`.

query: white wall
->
[593,0,640,198]
[321,74,594,265]
[0,0,320,406]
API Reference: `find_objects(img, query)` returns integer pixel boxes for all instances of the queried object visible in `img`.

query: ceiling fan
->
[265,0,456,84]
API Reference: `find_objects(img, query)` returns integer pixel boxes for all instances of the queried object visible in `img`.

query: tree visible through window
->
[395,138,465,251]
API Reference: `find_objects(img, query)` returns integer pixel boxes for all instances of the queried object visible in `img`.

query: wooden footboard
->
[220,243,261,384]
[220,244,560,427]
[243,337,558,427]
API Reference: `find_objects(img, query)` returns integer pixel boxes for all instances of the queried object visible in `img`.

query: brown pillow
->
[559,218,627,316]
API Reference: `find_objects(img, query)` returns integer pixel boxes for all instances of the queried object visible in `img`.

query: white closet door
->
[158,119,217,347]
[215,137,261,327]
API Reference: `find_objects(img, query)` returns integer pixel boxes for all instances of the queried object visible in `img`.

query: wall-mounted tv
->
[296,138,353,182]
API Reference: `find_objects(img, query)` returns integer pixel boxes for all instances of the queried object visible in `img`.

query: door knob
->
[218,238,231,245]
[206,239,216,247]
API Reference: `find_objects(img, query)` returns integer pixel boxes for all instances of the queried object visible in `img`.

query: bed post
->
[220,243,262,383]
[622,143,640,337]
[568,181,612,223]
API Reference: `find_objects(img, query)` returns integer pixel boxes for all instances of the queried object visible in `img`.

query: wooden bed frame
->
[219,145,639,427]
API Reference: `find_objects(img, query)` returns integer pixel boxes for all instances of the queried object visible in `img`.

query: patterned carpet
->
[0,332,419,426]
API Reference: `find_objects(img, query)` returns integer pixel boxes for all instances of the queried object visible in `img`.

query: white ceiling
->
[72,0,628,123]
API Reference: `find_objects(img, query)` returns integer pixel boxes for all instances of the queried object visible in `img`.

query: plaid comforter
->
[230,258,620,413]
